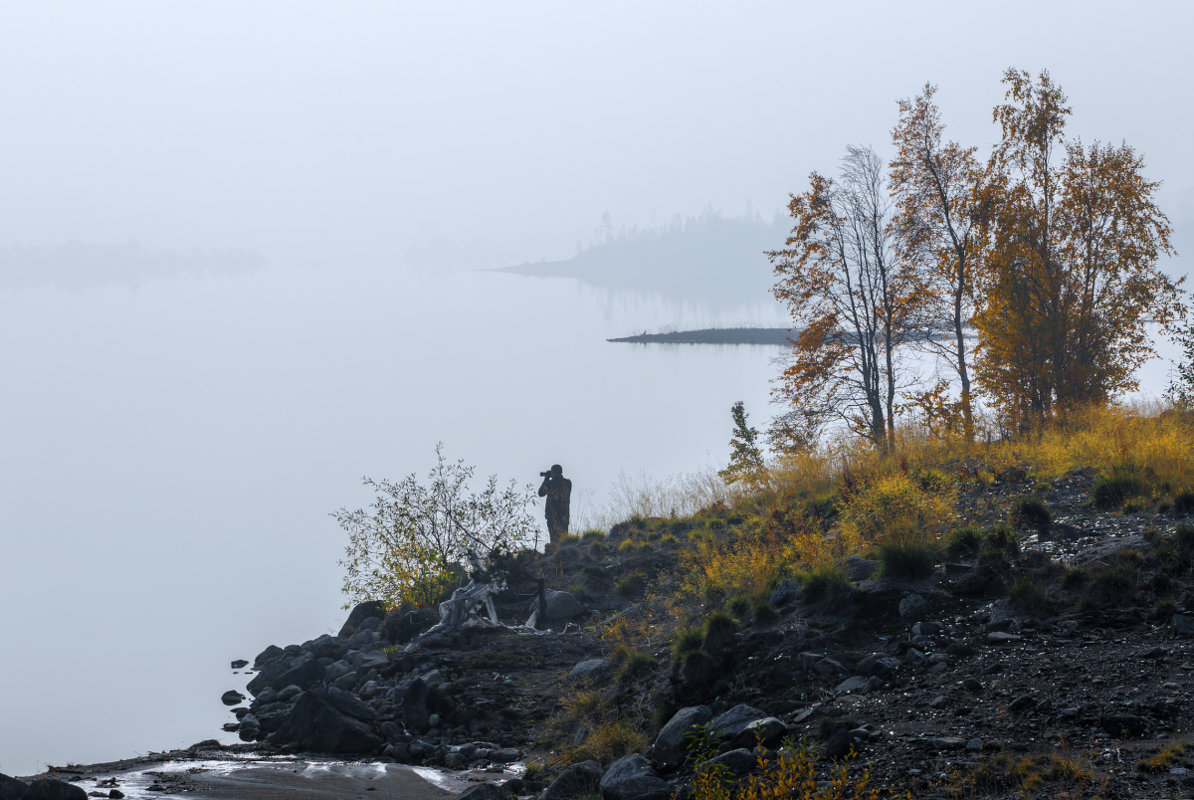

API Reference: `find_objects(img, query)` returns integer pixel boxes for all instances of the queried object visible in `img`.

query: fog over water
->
[1,0,1192,777]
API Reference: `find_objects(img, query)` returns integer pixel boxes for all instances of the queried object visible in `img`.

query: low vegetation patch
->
[877,540,939,580]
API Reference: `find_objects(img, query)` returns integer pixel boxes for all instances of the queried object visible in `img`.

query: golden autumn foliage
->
[890,83,986,441]
[772,68,1184,449]
[769,147,930,452]
[973,68,1184,426]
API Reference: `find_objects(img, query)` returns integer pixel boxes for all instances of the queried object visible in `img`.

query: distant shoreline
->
[607,327,793,346]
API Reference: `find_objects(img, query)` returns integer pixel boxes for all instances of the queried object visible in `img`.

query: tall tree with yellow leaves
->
[974,68,1183,426]
[890,83,987,441]
[769,146,929,452]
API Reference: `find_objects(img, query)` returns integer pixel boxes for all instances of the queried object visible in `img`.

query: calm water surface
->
[0,259,782,775]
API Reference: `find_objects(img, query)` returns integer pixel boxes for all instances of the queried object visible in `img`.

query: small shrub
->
[673,628,703,659]
[945,527,982,557]
[981,526,1020,560]
[878,540,939,580]
[615,572,647,597]
[1015,496,1052,528]
[801,566,851,601]
[1084,563,1137,606]
[753,600,778,623]
[686,733,878,800]
[837,472,955,555]
[1060,567,1088,589]
[615,651,656,682]
[1177,524,1194,553]
[704,610,739,642]
[565,719,647,767]
[728,595,752,618]
[1008,577,1053,617]
[617,539,638,553]
[1154,598,1178,621]
[1175,492,1194,515]
[1092,467,1147,509]
[1137,739,1189,772]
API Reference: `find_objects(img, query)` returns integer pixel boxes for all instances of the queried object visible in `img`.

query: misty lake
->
[0,257,784,775]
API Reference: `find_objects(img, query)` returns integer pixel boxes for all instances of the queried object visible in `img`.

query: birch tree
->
[769,146,929,451]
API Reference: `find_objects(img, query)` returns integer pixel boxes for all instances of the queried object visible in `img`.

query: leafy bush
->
[1023,405,1193,496]
[678,530,799,605]
[564,719,647,767]
[686,730,878,800]
[838,473,955,555]
[334,444,539,608]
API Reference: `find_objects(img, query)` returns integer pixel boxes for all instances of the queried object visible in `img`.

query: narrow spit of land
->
[607,327,792,346]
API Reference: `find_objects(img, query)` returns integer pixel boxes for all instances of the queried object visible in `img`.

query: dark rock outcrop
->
[599,755,670,800]
[269,688,383,754]
[22,778,88,800]
[542,760,603,800]
[652,705,712,767]
[0,773,28,800]
[337,600,388,638]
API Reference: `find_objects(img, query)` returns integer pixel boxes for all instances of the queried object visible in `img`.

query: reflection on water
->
[0,241,263,290]
[0,259,780,776]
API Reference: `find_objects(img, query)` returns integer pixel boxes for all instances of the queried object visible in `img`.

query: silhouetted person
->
[538,464,572,545]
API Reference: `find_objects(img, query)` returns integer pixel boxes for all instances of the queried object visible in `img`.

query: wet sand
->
[23,744,505,800]
[180,762,461,800]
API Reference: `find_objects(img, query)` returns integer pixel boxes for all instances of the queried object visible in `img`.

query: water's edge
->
[18,741,513,800]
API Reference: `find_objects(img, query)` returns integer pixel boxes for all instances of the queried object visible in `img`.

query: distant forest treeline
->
[0,241,264,291]
[498,207,789,310]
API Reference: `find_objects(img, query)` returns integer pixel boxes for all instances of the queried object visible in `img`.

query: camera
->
[539,471,551,477]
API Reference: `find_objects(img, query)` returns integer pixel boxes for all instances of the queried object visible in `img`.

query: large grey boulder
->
[338,600,388,638]
[768,578,800,606]
[269,688,383,754]
[732,716,787,749]
[566,658,612,683]
[546,590,585,620]
[652,705,712,767]
[843,556,878,581]
[899,593,928,620]
[710,704,767,739]
[403,678,431,731]
[599,755,670,800]
[542,760,603,800]
[703,748,756,776]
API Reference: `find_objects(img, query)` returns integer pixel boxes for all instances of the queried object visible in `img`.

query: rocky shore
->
[13,466,1194,799]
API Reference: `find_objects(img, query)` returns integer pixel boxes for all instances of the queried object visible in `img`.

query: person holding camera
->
[537,464,572,545]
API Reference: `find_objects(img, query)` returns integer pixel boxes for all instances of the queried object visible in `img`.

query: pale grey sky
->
[1,1,1191,271]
